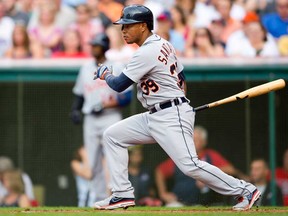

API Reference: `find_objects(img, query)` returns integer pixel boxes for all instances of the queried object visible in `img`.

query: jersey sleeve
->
[122,47,154,83]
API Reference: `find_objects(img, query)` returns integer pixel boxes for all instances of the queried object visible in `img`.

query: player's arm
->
[70,94,84,124]
[178,71,187,94]
[94,65,134,92]
[71,160,92,180]
[155,160,177,203]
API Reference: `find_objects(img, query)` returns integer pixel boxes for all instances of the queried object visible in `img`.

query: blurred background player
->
[70,32,132,207]
[250,158,283,206]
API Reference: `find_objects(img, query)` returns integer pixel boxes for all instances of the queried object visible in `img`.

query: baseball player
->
[71,33,132,207]
[93,5,261,211]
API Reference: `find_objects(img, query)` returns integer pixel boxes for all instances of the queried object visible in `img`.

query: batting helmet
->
[89,33,110,52]
[113,5,154,31]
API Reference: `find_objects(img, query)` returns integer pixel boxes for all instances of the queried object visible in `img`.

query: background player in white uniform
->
[71,33,132,207]
[93,5,261,211]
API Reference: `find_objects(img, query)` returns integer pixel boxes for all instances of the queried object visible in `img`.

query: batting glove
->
[94,64,110,80]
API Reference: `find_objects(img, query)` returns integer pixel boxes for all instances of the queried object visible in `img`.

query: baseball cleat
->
[94,196,135,210]
[232,189,261,211]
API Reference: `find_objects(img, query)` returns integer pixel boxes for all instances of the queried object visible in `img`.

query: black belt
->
[149,97,188,114]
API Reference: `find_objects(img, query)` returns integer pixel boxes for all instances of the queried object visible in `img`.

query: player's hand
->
[70,110,82,124]
[94,64,110,80]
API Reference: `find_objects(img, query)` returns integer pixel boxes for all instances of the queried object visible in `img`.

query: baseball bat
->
[193,79,286,112]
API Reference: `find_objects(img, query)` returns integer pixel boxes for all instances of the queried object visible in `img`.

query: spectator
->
[250,158,283,206]
[214,0,243,44]
[87,0,112,29]
[5,24,43,59]
[155,126,247,206]
[245,0,276,17]
[0,169,31,208]
[156,11,186,55]
[128,146,161,206]
[170,5,193,56]
[226,12,279,57]
[276,148,288,206]
[3,0,30,26]
[28,0,76,31]
[175,0,196,27]
[71,146,92,207]
[28,2,63,56]
[69,4,104,56]
[262,0,288,38]
[208,19,226,47]
[62,0,86,8]
[193,0,245,28]
[0,1,15,57]
[0,156,35,203]
[105,25,136,62]
[185,27,225,57]
[97,0,123,23]
[17,0,34,16]
[278,35,288,56]
[70,33,132,206]
[51,28,89,58]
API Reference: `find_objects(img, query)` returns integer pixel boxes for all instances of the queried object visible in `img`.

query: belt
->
[149,97,188,114]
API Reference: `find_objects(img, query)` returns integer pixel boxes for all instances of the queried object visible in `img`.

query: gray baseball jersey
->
[123,34,184,108]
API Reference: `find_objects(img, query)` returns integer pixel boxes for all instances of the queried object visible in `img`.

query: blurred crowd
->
[0,0,288,60]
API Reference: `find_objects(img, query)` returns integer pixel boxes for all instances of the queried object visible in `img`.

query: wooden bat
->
[193,79,286,112]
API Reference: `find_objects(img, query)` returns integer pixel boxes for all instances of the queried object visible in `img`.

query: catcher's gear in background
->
[113,4,154,30]
[90,33,110,52]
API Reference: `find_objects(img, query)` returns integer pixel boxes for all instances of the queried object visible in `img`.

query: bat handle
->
[193,104,209,112]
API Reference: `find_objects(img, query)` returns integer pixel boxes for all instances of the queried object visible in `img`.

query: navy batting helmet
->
[113,5,154,31]
[89,33,110,52]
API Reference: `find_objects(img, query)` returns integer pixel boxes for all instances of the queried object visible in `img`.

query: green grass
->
[0,206,287,216]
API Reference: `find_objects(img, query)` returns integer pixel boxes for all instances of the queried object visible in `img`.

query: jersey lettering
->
[170,62,183,90]
[157,42,175,66]
[140,79,160,95]
[157,55,168,65]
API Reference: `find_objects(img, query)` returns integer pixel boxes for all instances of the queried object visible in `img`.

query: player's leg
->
[83,115,108,206]
[94,112,155,210]
[149,103,259,210]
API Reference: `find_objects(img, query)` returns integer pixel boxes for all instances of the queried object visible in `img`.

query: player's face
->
[121,23,143,45]
[91,45,104,58]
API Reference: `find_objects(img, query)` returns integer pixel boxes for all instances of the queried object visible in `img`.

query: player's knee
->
[103,127,113,142]
[177,158,201,178]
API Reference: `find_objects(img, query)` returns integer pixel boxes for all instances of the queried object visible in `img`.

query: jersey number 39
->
[140,79,159,95]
